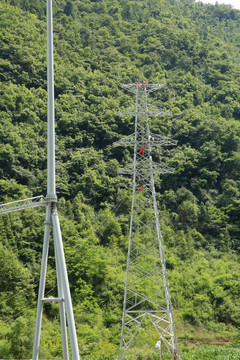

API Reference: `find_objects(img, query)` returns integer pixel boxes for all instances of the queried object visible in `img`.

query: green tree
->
[6,315,34,358]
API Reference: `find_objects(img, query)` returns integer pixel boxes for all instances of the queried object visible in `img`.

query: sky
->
[196,0,240,10]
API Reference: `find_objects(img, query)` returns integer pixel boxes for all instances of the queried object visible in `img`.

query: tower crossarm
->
[121,83,166,93]
[150,133,177,147]
[113,133,135,147]
[113,132,177,148]
[0,195,46,215]
[118,105,171,118]
[151,162,175,174]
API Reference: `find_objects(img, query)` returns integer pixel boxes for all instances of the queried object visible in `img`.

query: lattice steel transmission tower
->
[114,81,180,360]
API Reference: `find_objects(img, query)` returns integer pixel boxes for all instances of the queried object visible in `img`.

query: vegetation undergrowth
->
[78,347,240,360]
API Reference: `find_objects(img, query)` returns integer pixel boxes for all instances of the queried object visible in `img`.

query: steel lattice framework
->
[114,82,180,360]
[0,196,45,215]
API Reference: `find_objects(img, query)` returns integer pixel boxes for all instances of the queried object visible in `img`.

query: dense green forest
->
[1,0,240,358]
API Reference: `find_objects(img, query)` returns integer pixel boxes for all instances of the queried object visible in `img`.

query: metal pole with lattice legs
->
[32,1,80,359]
[114,81,180,360]
[0,1,80,358]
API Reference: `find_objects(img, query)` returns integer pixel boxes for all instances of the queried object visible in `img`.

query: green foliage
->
[181,347,240,360]
[6,315,34,358]
[169,252,240,327]
[0,242,35,318]
[1,0,240,356]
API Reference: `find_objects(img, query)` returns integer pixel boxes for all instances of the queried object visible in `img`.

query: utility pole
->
[0,1,80,357]
[31,1,80,359]
[114,81,180,360]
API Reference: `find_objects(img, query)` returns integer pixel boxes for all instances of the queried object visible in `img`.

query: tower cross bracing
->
[114,81,180,360]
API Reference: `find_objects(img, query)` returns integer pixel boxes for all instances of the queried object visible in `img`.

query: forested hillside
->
[1,0,240,358]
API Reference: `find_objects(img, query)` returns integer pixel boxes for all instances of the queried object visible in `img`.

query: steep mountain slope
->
[1,0,240,357]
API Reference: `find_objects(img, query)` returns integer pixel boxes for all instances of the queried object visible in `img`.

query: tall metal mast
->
[114,81,180,360]
[32,1,80,359]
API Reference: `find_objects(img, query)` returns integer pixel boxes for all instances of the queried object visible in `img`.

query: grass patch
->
[181,347,240,359]
[80,347,240,360]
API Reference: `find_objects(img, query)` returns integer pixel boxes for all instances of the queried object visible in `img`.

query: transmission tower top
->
[121,81,166,93]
